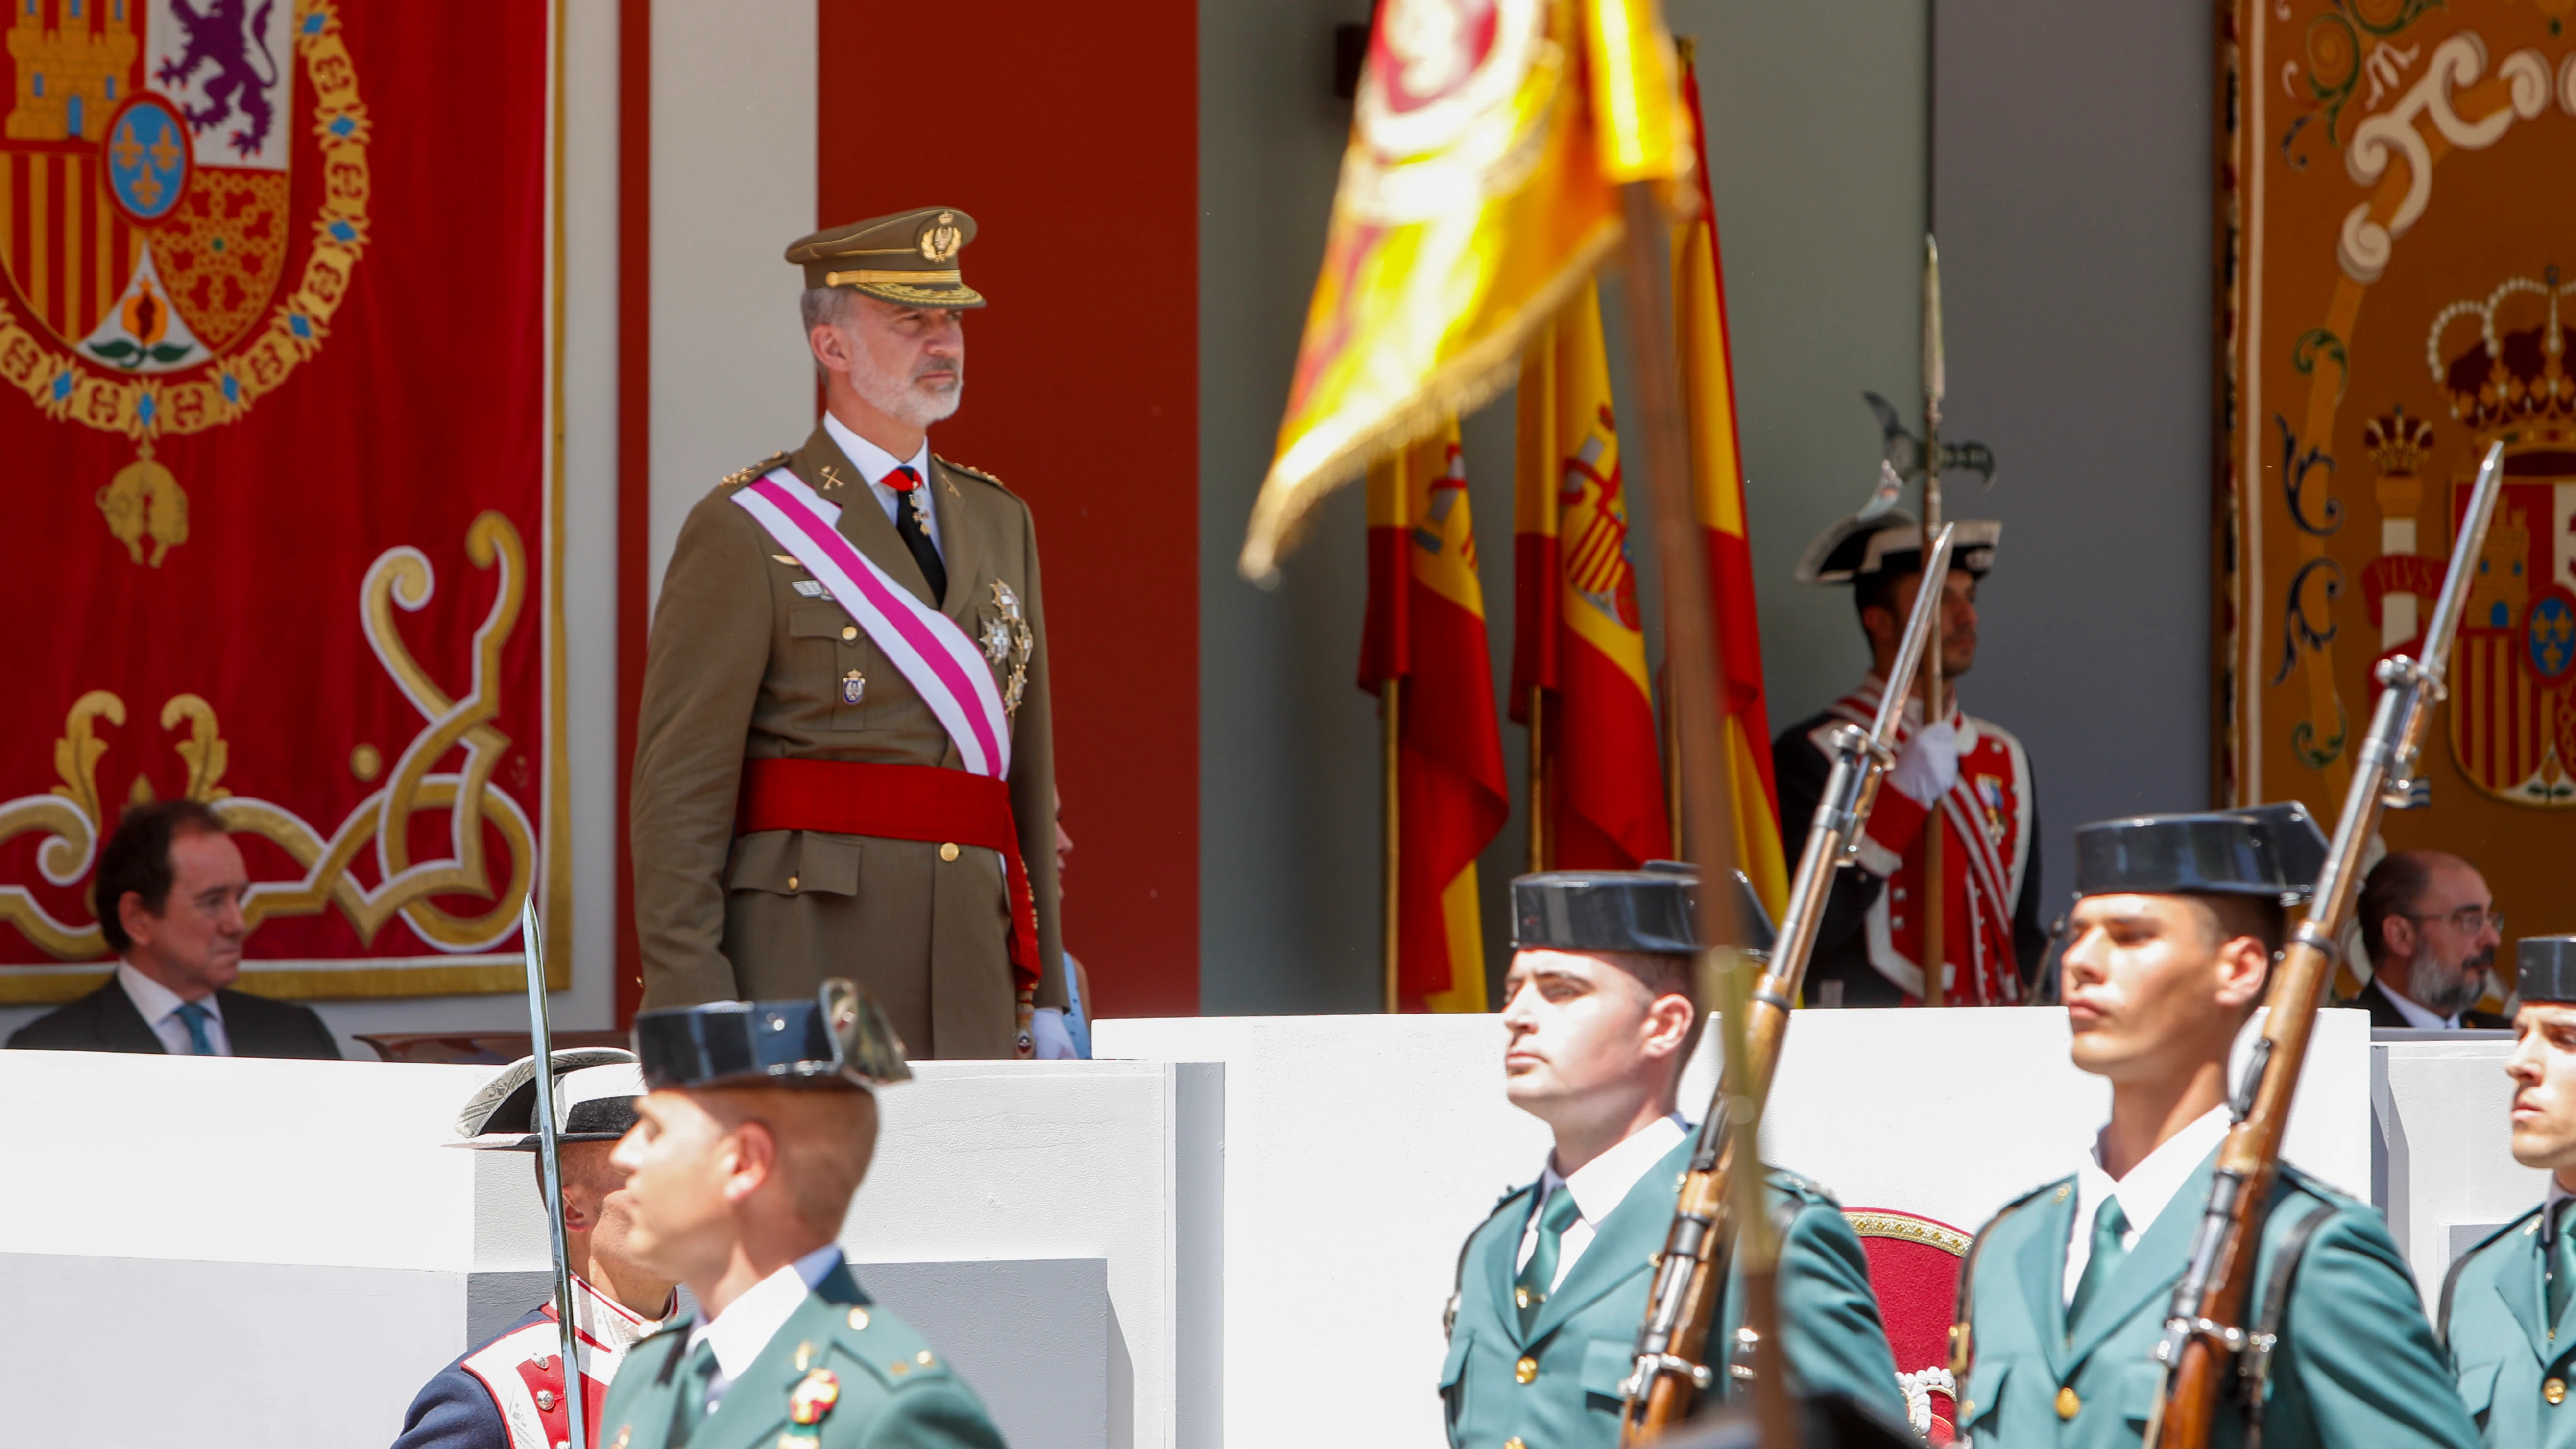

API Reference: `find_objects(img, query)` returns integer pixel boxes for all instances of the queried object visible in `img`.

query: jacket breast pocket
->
[1959,1357,2009,1439]
[725,831,861,898]
[2454,1359,2497,1425]
[1580,1337,1634,1407]
[787,602,871,731]
[1438,1326,1473,1438]
[2112,1359,2165,1425]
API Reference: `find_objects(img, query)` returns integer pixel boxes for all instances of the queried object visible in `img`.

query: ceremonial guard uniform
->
[1443,868,1907,1446]
[2441,936,2576,1445]
[1951,807,2478,1449]
[1776,512,2044,1006]
[396,1052,674,1449]
[600,985,1004,1449]
[631,207,1064,1059]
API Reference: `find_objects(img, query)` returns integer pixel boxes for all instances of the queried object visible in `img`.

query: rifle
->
[1618,524,1958,1442]
[520,893,589,1449]
[2140,439,2505,1448]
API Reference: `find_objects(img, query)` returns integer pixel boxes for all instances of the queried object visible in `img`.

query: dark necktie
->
[2067,1196,2131,1332]
[667,1340,721,1448]
[173,1001,216,1055]
[881,465,946,605]
[2549,1201,2576,1332]
[1516,1187,1583,1334]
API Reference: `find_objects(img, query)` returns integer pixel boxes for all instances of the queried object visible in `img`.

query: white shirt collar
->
[116,960,217,1024]
[2377,977,2459,1030]
[1541,1114,1689,1226]
[822,410,929,490]
[683,1244,843,1383]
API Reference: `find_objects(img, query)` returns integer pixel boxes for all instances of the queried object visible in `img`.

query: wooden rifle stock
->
[2141,441,2504,1448]
[1617,527,1956,1443]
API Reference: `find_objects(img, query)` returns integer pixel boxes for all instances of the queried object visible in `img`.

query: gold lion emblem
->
[919,211,962,263]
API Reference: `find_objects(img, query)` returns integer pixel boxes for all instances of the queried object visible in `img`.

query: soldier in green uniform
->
[1441,865,1908,1447]
[1950,805,2479,1448]
[2441,935,2576,1443]
[632,205,1070,1060]
[599,982,1004,1449]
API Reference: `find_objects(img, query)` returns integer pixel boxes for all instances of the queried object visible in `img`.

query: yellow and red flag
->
[1240,0,1694,581]
[1360,425,1510,1011]
[1511,286,1671,869]
[1673,46,1786,916]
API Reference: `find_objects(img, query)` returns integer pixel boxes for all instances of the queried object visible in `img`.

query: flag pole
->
[1612,176,1791,1446]
[1383,679,1403,1014]
[1917,235,1947,1008]
[1527,686,1548,873]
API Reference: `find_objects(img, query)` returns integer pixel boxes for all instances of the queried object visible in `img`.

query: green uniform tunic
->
[598,1261,1003,1449]
[1440,1137,1906,1447]
[1955,1151,2478,1448]
[2441,1202,2576,1446]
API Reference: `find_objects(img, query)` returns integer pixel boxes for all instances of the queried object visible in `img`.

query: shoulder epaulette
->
[1763,1167,1838,1206]
[2276,1162,2368,1209]
[721,451,792,489]
[933,454,1008,492]
[1488,1181,1537,1218]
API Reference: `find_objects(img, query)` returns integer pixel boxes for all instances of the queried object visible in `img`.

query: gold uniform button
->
[841,625,859,641]
[1514,1356,1539,1385]
[2548,1377,2568,1405]
[786,874,799,892]
[1505,1440,1527,1449]
[2056,1386,2081,1419]
[939,842,961,862]
[847,1307,870,1330]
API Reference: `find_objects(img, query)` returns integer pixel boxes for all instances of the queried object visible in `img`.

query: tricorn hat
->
[786,206,985,308]
[452,1049,644,1150]
[1511,862,1777,957]
[633,979,913,1093]
[1795,509,2000,586]
[2519,937,2576,1005]
[2071,802,2329,904]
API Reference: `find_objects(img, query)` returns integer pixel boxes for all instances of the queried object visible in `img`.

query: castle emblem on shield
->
[0,0,369,564]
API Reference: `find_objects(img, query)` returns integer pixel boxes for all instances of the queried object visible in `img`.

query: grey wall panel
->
[857,1258,1112,1449]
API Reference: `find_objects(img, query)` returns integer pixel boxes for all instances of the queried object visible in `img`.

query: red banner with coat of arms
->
[0,0,564,1001]
[2219,0,2576,994]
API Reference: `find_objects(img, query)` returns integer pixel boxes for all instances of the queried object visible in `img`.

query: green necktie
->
[667,1340,721,1448]
[1516,1188,1583,1334]
[2548,1202,2576,1332]
[2067,1196,2132,1332]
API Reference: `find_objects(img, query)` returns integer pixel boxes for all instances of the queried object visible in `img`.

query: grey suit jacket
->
[4,978,340,1058]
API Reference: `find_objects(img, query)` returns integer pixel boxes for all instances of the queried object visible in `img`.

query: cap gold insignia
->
[919,212,963,263]
[788,1367,842,1425]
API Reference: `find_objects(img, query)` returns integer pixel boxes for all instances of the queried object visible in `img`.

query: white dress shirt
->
[680,1244,843,1416]
[822,411,941,556]
[117,962,230,1056]
[2378,980,2459,1031]
[1517,1115,1689,1291]
[2063,1105,2232,1305]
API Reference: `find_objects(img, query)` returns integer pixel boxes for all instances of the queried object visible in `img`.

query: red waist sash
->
[737,758,1039,988]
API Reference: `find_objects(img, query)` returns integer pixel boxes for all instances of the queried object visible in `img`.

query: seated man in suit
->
[4,799,338,1058]
[2349,848,2508,1030]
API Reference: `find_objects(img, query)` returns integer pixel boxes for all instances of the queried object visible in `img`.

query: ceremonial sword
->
[521,893,589,1449]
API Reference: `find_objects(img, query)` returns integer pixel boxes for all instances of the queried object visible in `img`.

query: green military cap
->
[786,206,986,308]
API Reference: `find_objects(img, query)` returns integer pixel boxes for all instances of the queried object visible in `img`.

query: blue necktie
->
[172,1001,216,1056]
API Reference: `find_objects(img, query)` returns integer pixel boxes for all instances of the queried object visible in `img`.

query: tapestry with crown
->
[0,2,564,1003]
[2219,0,2576,973]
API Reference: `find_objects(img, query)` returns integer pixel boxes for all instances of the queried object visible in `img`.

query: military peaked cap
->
[786,206,986,308]
[2518,937,2576,1004]
[1795,508,1999,585]
[633,978,913,1092]
[452,1049,643,1150]
[2072,802,2328,903]
[1512,862,1776,957]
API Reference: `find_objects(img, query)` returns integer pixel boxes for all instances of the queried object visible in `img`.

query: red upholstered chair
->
[1843,1208,1972,1444]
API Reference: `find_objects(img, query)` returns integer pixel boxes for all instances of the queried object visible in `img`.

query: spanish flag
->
[1240,0,1694,581]
[1511,285,1672,870]
[1673,43,1787,916]
[1360,425,1510,1012]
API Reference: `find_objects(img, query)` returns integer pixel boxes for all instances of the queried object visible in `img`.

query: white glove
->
[1029,1007,1078,1060]
[1889,719,1960,806]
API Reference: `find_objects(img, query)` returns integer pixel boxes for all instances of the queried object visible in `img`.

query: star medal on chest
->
[984,580,1034,713]
[788,1367,842,1426]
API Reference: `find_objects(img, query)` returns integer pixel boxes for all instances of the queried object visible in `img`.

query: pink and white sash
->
[732,469,1011,779]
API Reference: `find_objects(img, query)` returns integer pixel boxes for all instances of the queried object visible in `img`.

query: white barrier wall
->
[2373,1032,2550,1309]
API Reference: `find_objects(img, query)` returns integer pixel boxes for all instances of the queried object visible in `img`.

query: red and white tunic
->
[461,1275,669,1449]
[1810,676,2035,1005]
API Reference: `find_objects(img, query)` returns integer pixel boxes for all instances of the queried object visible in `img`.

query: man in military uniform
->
[395,1051,676,1449]
[1950,805,2478,1447]
[1775,511,2045,1006]
[600,982,1003,1449]
[2440,935,2576,1443]
[1442,865,1908,1447]
[631,205,1070,1059]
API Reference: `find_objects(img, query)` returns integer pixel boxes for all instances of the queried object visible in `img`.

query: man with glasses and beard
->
[631,207,1073,1061]
[2349,851,2509,1030]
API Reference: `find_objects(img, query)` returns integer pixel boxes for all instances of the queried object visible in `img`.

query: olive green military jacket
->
[599,1262,1002,1449]
[2441,1202,2576,1445]
[1441,1137,1908,1448]
[632,422,1065,1059]
[1955,1153,2479,1448]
